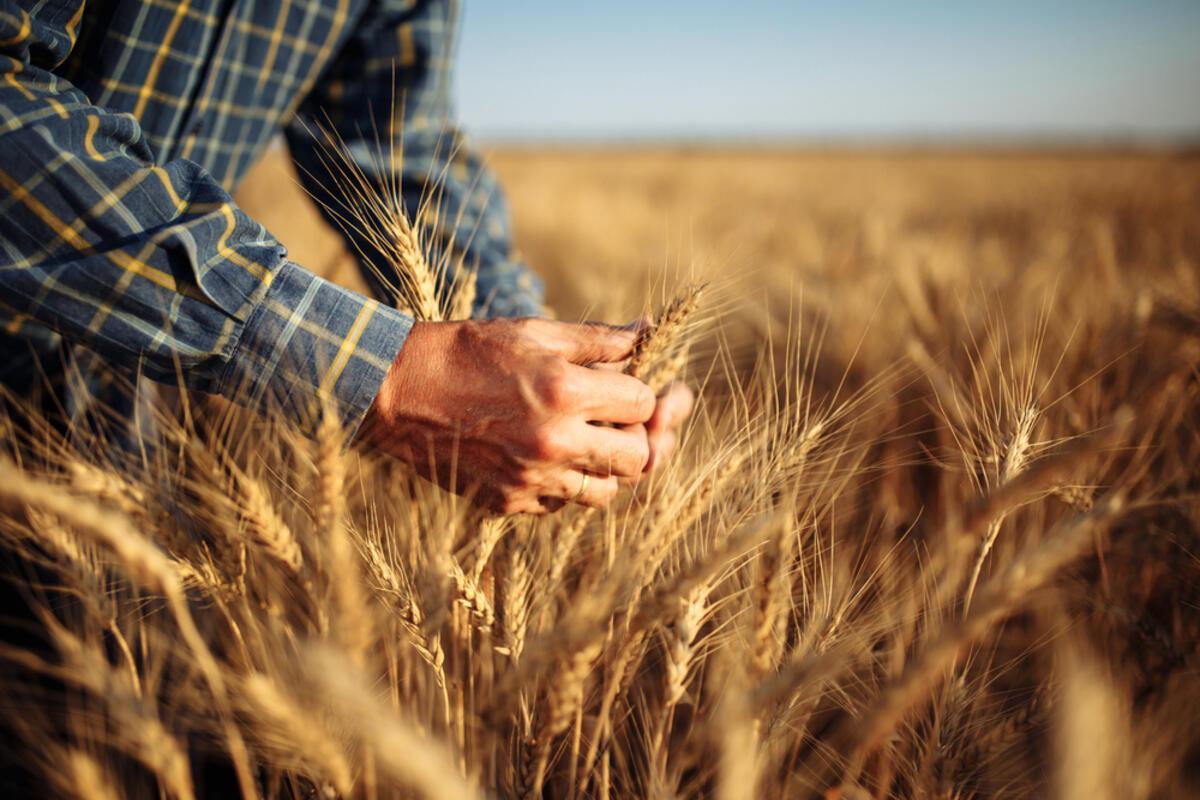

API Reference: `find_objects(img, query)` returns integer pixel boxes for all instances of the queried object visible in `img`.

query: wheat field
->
[0,146,1197,799]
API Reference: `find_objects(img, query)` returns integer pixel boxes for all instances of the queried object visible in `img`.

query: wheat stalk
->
[829,495,1126,790]
[235,469,303,574]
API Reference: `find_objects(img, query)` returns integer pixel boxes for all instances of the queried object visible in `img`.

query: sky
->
[455,1,1200,142]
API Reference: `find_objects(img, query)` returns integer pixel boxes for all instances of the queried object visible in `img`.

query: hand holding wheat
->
[359,317,660,513]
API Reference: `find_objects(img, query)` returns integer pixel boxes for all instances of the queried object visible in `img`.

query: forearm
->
[0,5,411,434]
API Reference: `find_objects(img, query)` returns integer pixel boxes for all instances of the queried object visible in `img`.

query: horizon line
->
[472,129,1200,151]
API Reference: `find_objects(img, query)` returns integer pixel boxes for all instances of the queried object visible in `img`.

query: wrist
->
[357,320,459,450]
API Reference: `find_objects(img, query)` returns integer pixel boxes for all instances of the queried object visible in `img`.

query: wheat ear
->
[963,403,1038,610]
[450,557,496,632]
[499,544,532,660]
[750,532,791,680]
[626,283,705,386]
[313,408,346,535]
[234,470,303,574]
[530,638,604,796]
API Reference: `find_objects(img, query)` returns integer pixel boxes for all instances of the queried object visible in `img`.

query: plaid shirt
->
[0,0,543,433]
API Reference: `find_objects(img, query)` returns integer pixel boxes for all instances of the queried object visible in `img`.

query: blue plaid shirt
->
[0,0,543,433]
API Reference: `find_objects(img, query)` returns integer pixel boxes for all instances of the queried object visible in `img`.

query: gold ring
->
[571,472,590,502]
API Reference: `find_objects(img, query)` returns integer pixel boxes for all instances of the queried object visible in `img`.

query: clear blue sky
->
[456,1,1200,141]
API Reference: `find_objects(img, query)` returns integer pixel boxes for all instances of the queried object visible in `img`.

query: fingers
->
[647,382,695,434]
[503,469,620,514]
[570,422,650,478]
[564,382,693,477]
[645,383,694,472]
[484,458,627,514]
[645,427,678,473]
[570,365,656,425]
[534,319,644,365]
[558,469,620,508]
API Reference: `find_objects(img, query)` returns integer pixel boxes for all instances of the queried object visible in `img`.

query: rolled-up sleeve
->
[0,1,411,434]
[220,262,411,431]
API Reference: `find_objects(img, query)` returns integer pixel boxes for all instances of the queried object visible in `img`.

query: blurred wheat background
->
[0,142,1196,800]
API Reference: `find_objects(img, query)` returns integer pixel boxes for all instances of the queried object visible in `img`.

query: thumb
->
[547,320,646,365]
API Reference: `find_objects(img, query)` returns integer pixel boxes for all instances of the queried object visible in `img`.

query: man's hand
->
[360,318,661,514]
[644,382,694,473]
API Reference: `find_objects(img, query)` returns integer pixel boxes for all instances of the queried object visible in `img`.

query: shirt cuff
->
[219,261,413,437]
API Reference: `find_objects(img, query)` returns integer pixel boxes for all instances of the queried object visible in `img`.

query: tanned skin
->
[360,318,693,514]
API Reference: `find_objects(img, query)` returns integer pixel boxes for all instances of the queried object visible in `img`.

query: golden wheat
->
[0,149,1194,800]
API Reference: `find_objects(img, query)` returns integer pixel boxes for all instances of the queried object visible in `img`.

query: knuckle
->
[535,359,574,409]
[633,383,657,422]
